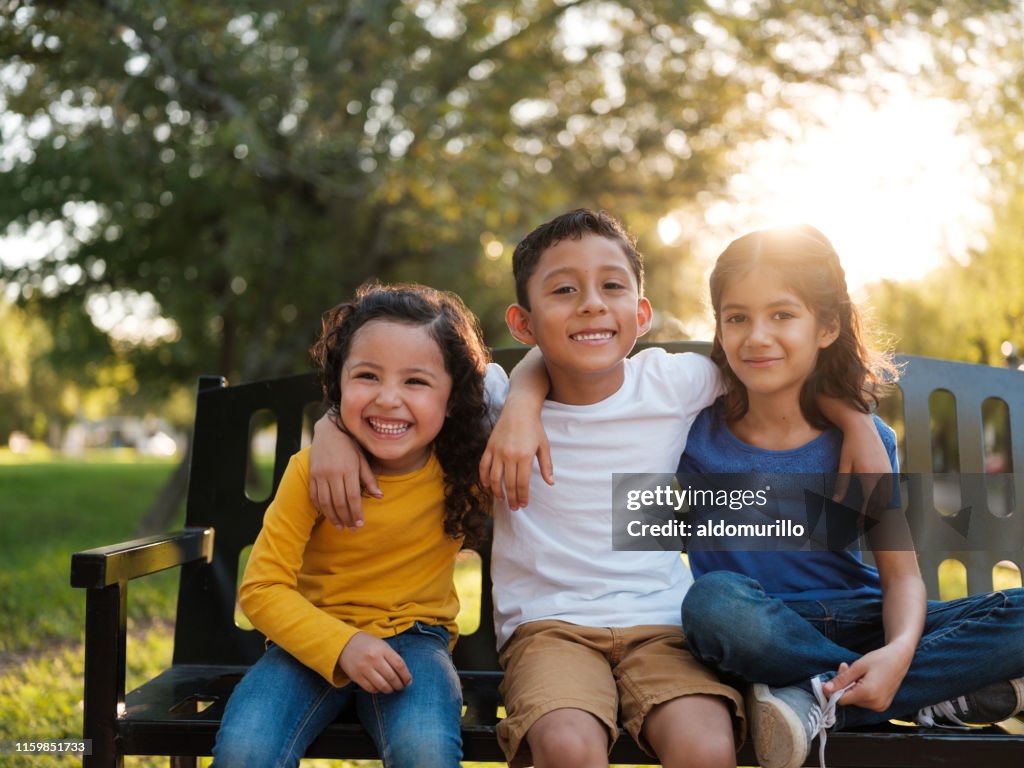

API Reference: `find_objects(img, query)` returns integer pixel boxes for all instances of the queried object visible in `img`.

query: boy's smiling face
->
[506,234,652,405]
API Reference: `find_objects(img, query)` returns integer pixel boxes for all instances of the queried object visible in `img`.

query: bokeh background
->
[3,1,1024,765]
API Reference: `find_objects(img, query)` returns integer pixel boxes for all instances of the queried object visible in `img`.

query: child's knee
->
[994,588,1024,656]
[645,695,737,768]
[527,710,608,768]
[531,731,606,767]
[685,722,737,766]
[664,734,736,768]
[384,727,462,767]
[213,726,292,768]
[685,570,759,612]
[683,572,759,647]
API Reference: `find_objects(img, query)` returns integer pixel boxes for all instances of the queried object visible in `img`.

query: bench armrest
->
[70,527,214,588]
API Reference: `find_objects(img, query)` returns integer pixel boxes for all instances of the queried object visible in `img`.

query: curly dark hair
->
[309,281,491,546]
[708,224,900,429]
[512,208,644,308]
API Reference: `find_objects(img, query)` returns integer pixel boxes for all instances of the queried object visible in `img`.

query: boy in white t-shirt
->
[308,209,887,768]
[478,209,742,768]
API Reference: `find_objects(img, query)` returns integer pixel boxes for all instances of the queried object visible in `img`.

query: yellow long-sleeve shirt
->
[239,447,462,686]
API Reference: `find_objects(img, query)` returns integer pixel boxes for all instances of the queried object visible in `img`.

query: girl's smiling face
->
[339,319,452,475]
[717,266,839,403]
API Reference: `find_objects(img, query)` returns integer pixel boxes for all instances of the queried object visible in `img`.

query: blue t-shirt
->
[678,400,899,601]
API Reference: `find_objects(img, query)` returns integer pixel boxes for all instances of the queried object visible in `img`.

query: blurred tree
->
[1,0,1007,526]
[868,3,1024,367]
[0,299,56,440]
[970,192,1024,365]
[0,295,174,445]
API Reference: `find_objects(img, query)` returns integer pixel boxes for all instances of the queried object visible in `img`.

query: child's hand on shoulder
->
[479,406,553,510]
[309,414,382,530]
[338,632,412,694]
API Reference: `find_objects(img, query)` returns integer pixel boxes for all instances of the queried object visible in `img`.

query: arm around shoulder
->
[309,412,381,530]
[480,348,553,509]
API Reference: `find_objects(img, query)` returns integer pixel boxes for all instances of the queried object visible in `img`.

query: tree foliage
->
[0,299,55,439]
[2,0,997,391]
[866,3,1024,367]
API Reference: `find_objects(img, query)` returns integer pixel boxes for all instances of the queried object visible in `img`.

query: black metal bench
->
[71,342,1024,766]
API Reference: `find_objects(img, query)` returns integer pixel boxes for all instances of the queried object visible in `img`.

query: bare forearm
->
[823,552,924,707]
[506,346,550,411]
[481,347,553,507]
[878,551,926,655]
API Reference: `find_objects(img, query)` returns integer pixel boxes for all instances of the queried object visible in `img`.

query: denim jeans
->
[682,570,1024,729]
[212,622,462,768]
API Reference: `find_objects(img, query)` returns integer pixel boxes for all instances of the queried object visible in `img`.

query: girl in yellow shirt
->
[212,282,491,768]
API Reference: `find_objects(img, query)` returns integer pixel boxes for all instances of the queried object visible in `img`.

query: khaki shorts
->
[496,620,745,767]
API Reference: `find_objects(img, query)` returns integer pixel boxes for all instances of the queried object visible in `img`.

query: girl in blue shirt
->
[679,225,1024,768]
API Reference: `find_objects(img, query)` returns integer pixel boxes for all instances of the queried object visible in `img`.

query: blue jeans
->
[682,571,1024,729]
[212,622,462,768]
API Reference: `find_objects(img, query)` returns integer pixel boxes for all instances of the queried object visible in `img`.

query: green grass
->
[0,456,183,766]
[0,460,181,653]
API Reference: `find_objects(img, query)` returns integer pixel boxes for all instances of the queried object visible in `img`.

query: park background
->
[2,1,1024,765]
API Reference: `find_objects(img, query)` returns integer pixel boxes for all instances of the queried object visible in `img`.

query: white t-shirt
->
[485,347,724,649]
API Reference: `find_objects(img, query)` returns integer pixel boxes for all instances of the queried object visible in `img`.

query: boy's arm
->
[823,549,925,710]
[818,397,890,499]
[308,413,381,530]
[479,346,554,510]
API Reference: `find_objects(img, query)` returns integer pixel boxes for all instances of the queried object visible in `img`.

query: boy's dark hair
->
[310,281,491,546]
[512,208,644,308]
[709,224,899,429]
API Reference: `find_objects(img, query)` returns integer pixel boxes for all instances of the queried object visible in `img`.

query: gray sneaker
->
[750,676,855,768]
[916,678,1024,727]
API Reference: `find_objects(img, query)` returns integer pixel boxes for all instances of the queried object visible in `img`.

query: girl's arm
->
[241,454,407,688]
[823,549,926,710]
[308,413,382,530]
[479,346,553,510]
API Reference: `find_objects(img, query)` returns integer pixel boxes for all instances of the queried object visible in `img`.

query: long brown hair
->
[310,281,491,545]
[709,225,899,429]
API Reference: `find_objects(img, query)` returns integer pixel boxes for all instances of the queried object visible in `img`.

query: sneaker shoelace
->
[916,696,974,729]
[809,677,857,768]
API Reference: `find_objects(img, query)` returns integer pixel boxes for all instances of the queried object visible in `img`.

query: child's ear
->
[635,297,654,338]
[505,304,536,345]
[818,317,840,349]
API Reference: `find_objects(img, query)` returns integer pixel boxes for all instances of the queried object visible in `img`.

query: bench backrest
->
[893,355,1024,596]
[172,342,1024,671]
